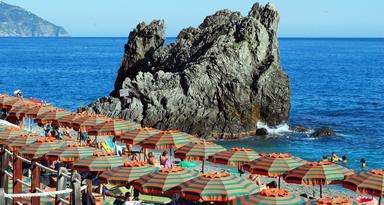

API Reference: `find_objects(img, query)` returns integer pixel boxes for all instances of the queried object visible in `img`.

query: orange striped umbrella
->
[118,127,161,145]
[71,114,109,131]
[0,96,23,110]
[45,143,98,163]
[72,151,126,172]
[243,153,306,187]
[24,105,55,119]
[99,161,158,185]
[54,113,84,127]
[284,161,354,198]
[232,188,307,205]
[343,169,384,203]
[4,133,39,151]
[36,108,71,124]
[175,140,226,173]
[139,130,198,150]
[0,127,29,143]
[131,166,199,196]
[172,171,259,202]
[208,147,259,166]
[87,119,140,136]
[8,103,39,119]
[314,196,356,205]
[21,137,66,159]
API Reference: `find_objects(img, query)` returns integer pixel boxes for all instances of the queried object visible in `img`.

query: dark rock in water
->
[312,127,336,137]
[256,128,268,136]
[290,125,310,133]
[83,3,291,138]
[0,2,69,37]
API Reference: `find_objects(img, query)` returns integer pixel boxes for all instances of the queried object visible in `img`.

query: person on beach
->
[131,153,139,161]
[160,151,169,167]
[147,152,157,166]
[44,123,52,137]
[331,152,340,163]
[341,155,348,164]
[13,89,23,98]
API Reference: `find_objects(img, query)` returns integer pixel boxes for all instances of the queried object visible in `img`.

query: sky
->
[3,0,384,37]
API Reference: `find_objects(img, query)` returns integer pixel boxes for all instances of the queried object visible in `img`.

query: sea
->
[0,37,383,171]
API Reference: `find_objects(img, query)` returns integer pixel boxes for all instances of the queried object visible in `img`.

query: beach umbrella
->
[131,166,199,196]
[36,109,72,124]
[3,133,38,151]
[343,169,384,204]
[283,161,354,198]
[243,153,306,187]
[0,96,21,110]
[208,147,259,167]
[118,127,161,145]
[175,140,226,173]
[87,119,140,136]
[45,143,98,163]
[54,112,84,127]
[20,137,66,159]
[172,171,260,202]
[99,161,159,185]
[314,196,356,205]
[232,188,307,205]
[71,114,109,131]
[24,105,55,119]
[72,152,126,172]
[7,103,38,119]
[139,130,198,150]
[0,127,29,143]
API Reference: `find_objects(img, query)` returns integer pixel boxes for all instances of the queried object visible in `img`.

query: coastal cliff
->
[0,1,69,37]
[84,3,291,138]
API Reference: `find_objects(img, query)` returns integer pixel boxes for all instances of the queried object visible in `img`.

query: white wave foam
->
[256,122,291,135]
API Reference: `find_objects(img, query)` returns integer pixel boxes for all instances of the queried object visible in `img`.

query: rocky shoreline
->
[82,3,291,139]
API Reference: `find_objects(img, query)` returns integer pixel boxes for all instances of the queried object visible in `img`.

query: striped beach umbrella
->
[54,113,84,127]
[0,96,21,110]
[36,109,72,124]
[284,161,354,197]
[243,153,306,187]
[208,147,259,167]
[87,119,140,136]
[175,140,226,173]
[3,133,38,151]
[71,115,109,131]
[132,166,199,196]
[45,143,98,163]
[7,104,38,119]
[21,137,66,159]
[173,171,259,202]
[0,127,29,142]
[232,188,307,205]
[72,152,126,172]
[139,130,198,150]
[24,105,55,119]
[314,196,356,205]
[118,127,161,145]
[343,169,384,204]
[99,161,159,185]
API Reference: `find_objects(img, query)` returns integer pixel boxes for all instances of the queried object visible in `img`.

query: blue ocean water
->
[0,37,383,170]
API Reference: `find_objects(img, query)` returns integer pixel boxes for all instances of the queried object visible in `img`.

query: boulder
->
[256,128,268,136]
[290,125,310,133]
[83,3,291,138]
[311,127,336,137]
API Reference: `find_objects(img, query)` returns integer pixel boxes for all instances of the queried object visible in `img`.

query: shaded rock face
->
[312,127,336,137]
[84,3,291,138]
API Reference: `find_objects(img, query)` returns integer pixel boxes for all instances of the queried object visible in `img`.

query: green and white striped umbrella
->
[21,138,66,159]
[232,188,307,205]
[139,130,198,150]
[45,144,98,163]
[72,152,126,172]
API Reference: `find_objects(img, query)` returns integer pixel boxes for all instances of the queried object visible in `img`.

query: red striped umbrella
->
[71,115,109,131]
[232,188,307,205]
[284,161,354,198]
[132,166,200,196]
[175,140,226,173]
[7,104,39,119]
[24,105,55,119]
[0,127,29,143]
[243,153,306,187]
[87,119,140,136]
[72,152,126,172]
[54,113,84,127]
[172,171,259,202]
[343,169,384,203]
[36,109,72,124]
[21,137,66,159]
[118,127,161,145]
[208,147,259,166]
[314,196,356,205]
[139,130,198,150]
[0,96,21,110]
[99,161,158,185]
[45,143,98,163]
[4,133,38,151]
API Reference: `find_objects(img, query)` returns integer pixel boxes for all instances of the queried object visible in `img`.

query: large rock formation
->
[84,3,290,138]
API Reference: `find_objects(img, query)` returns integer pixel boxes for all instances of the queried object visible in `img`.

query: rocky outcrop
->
[84,3,291,138]
[0,2,69,37]
[312,127,336,137]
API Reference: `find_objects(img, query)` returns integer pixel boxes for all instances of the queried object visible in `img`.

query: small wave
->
[256,122,292,135]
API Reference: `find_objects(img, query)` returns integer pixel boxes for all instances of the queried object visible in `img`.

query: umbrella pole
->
[379,196,382,205]
[201,159,205,173]
[278,176,281,188]
[320,184,323,198]
[312,185,315,198]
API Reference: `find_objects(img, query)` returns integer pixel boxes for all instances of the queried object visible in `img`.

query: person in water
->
[331,152,340,163]
[321,155,330,162]
[360,158,367,171]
